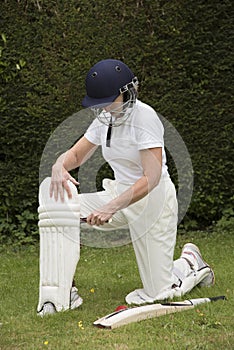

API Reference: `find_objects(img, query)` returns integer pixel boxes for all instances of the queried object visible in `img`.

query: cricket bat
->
[93,295,226,329]
[80,217,112,224]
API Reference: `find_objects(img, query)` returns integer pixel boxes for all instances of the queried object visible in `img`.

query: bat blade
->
[93,303,192,329]
[93,296,226,329]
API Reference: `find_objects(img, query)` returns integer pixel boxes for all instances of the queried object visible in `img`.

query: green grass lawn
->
[0,230,233,350]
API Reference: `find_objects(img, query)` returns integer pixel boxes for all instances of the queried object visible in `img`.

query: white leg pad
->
[173,266,212,297]
[126,267,212,305]
[37,177,80,313]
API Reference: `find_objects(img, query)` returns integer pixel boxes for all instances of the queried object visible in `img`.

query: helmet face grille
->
[91,87,138,127]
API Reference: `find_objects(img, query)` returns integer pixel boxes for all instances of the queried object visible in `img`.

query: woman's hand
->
[48,137,96,201]
[50,163,79,202]
[86,205,114,226]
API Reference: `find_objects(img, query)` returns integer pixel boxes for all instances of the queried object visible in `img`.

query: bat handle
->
[80,217,113,224]
[189,295,227,306]
[209,295,226,302]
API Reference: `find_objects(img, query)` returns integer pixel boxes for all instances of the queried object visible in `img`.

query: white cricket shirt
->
[84,100,168,184]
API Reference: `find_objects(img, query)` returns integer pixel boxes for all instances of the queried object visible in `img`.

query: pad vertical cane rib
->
[37,177,81,313]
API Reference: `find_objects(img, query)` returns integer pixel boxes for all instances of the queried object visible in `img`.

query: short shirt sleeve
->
[133,107,164,150]
[84,118,102,145]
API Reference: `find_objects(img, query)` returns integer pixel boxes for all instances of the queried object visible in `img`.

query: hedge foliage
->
[0,0,233,244]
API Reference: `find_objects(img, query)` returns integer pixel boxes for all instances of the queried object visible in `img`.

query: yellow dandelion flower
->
[44,340,49,345]
[78,320,84,329]
[90,288,95,293]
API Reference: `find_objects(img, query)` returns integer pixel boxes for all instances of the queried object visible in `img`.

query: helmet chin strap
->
[106,116,112,147]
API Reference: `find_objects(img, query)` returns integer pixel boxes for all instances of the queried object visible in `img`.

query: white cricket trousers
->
[79,174,179,298]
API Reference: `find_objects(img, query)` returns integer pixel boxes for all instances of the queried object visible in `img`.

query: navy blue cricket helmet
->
[82,59,138,108]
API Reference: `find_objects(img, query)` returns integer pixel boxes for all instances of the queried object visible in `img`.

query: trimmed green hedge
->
[0,0,233,244]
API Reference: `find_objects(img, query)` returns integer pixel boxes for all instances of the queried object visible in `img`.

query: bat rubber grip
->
[209,295,226,302]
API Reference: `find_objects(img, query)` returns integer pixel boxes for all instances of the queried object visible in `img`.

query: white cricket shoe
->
[38,287,83,317]
[70,286,83,309]
[38,302,56,317]
[180,243,215,286]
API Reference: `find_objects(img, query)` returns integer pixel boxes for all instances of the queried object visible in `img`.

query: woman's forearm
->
[52,151,77,172]
[105,173,161,214]
[53,137,97,172]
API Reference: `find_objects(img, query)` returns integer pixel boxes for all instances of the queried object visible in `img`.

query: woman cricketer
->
[37,59,214,316]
